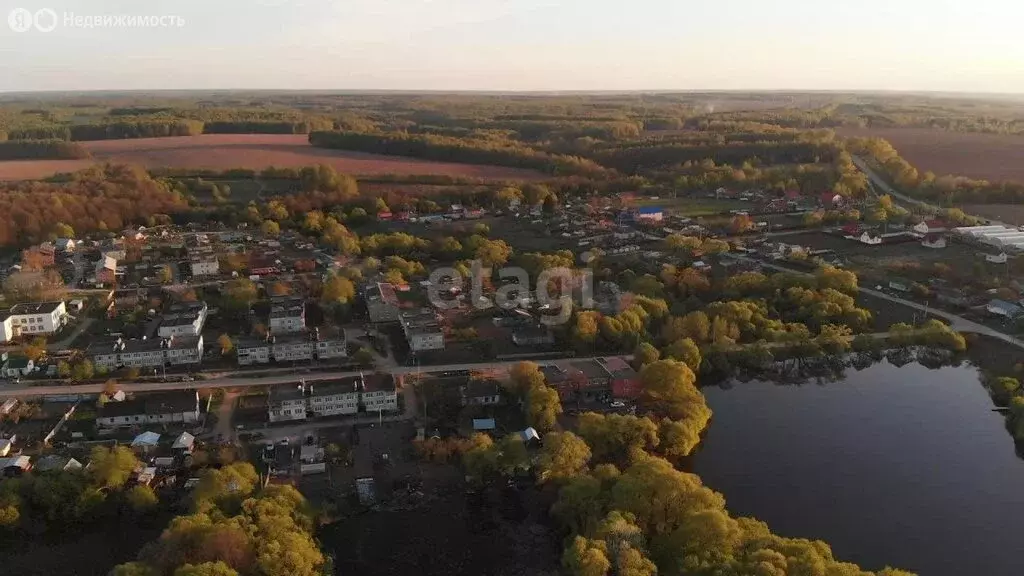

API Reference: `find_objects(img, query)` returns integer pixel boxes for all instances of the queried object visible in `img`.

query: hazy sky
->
[1,0,1022,92]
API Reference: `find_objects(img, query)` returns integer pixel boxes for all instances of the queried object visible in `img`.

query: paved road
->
[851,155,942,214]
[0,355,629,399]
[748,257,1024,349]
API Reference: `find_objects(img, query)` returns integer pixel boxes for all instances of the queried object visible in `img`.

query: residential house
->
[0,455,31,477]
[172,432,196,454]
[986,299,1023,319]
[888,280,911,293]
[635,207,664,222]
[95,255,118,285]
[461,379,503,406]
[190,257,219,277]
[269,296,305,334]
[511,325,555,346]
[986,252,1009,264]
[913,220,948,236]
[33,455,83,472]
[53,238,76,253]
[96,390,201,428]
[111,288,143,310]
[597,357,641,400]
[365,282,401,323]
[1,356,34,378]
[90,335,203,370]
[0,436,14,457]
[7,300,67,336]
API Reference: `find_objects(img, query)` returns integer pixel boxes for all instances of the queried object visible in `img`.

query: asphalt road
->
[0,355,630,399]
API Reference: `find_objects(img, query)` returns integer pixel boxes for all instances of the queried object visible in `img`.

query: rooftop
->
[9,301,64,315]
[570,359,612,380]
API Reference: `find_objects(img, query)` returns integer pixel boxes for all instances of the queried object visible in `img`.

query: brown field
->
[836,126,1024,182]
[959,204,1024,226]
[0,134,545,181]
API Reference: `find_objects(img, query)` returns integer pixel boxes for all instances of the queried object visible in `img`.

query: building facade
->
[7,301,67,336]
[190,257,219,277]
[96,391,201,428]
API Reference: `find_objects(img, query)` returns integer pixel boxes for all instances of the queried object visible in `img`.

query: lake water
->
[692,361,1024,576]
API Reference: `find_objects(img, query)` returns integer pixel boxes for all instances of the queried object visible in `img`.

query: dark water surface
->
[692,361,1024,576]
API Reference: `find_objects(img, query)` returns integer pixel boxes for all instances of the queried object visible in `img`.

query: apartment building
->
[6,301,67,338]
[365,282,400,323]
[266,374,398,422]
[90,335,204,370]
[400,310,445,353]
[235,332,347,366]
[269,296,306,334]
[157,301,208,338]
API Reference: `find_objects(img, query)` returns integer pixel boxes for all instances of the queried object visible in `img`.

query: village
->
[0,181,1022,511]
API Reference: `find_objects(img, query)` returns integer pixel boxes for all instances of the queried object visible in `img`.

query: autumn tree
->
[537,431,592,483]
[526,383,562,432]
[217,334,234,355]
[638,360,711,433]
[89,445,141,490]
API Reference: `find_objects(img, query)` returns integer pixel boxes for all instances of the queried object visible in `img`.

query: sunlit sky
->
[1,0,1022,93]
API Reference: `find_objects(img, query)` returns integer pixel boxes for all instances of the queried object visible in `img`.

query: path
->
[851,155,942,213]
[46,317,95,352]
[212,389,239,441]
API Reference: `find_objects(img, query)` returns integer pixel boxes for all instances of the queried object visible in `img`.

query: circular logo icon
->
[7,8,33,32]
[33,8,57,32]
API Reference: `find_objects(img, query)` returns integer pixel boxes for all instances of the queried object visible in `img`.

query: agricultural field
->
[836,126,1024,183]
[959,204,1024,226]
[0,134,546,181]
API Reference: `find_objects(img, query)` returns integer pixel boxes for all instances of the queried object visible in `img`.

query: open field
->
[836,126,1024,182]
[0,134,546,181]
[960,204,1024,226]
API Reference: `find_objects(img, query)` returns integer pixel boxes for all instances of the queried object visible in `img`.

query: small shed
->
[131,431,161,449]
[0,436,15,457]
[520,427,541,443]
[171,432,195,453]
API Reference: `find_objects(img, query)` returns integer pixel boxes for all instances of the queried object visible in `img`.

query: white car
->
[610,401,626,408]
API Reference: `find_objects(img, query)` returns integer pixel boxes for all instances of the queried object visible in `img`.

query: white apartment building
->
[190,257,219,277]
[0,315,13,344]
[236,338,272,366]
[268,297,305,334]
[306,381,361,417]
[400,310,445,353]
[6,301,67,337]
[158,302,208,339]
[268,386,308,423]
[266,375,397,422]
[90,336,204,370]
[235,334,347,366]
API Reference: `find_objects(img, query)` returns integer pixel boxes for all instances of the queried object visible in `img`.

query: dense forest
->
[0,139,91,160]
[0,164,186,244]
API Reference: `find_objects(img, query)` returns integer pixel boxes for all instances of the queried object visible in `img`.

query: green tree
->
[537,431,592,483]
[173,563,239,576]
[109,562,158,576]
[89,445,141,490]
[217,334,234,355]
[158,265,173,285]
[663,338,701,372]
[562,536,611,576]
[496,434,530,476]
[638,360,711,430]
[22,336,47,362]
[526,384,562,432]
[577,413,659,466]
[352,348,375,366]
[632,343,660,369]
[53,222,75,239]
[260,220,281,237]
[191,463,259,513]
[127,484,159,513]
[223,279,258,313]
[462,433,498,481]
[321,274,356,304]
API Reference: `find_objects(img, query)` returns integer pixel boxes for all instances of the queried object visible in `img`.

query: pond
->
[692,360,1024,576]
